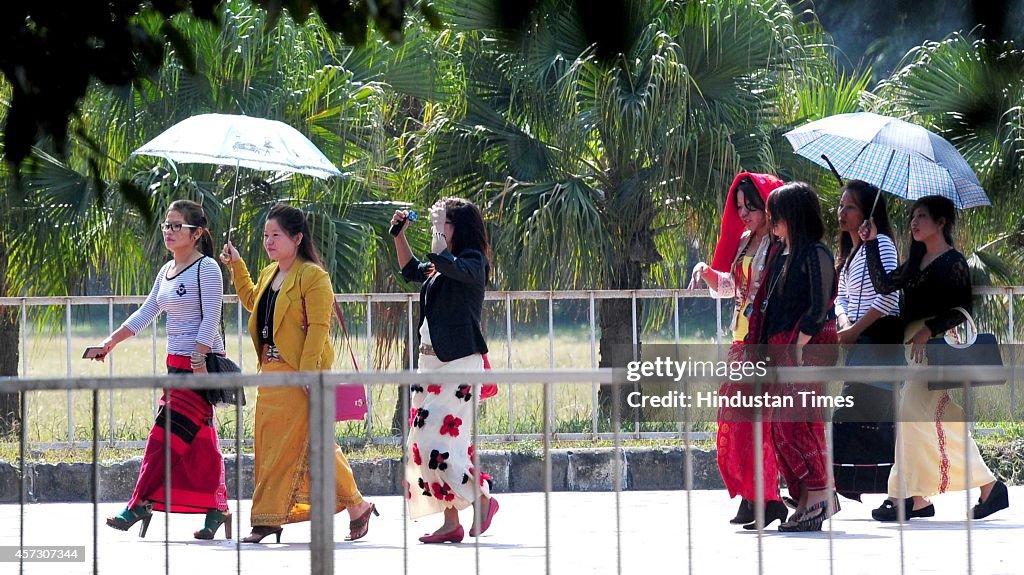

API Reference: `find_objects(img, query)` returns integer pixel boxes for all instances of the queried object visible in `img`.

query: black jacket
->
[401,248,489,362]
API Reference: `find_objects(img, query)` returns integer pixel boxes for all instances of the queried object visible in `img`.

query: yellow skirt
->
[887,341,995,498]
[251,359,363,527]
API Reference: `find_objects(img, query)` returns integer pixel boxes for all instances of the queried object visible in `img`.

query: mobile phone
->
[82,346,106,360]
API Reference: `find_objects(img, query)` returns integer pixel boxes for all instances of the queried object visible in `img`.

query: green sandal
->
[106,502,154,537]
[194,509,233,540]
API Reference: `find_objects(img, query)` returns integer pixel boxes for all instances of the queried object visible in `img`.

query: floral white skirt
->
[404,353,491,520]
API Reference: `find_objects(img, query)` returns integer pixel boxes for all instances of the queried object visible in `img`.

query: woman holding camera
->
[391,197,498,543]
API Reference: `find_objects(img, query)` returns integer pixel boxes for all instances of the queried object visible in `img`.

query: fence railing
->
[2,287,1022,448]
[1,366,1018,575]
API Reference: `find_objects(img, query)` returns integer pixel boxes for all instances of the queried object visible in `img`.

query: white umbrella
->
[132,113,342,244]
[132,113,342,178]
[784,112,989,210]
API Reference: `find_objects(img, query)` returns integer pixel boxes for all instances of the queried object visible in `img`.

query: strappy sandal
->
[106,502,154,537]
[194,509,233,540]
[778,499,828,532]
[346,503,379,541]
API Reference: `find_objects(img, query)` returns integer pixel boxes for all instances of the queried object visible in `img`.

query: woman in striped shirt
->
[831,181,903,501]
[92,200,231,540]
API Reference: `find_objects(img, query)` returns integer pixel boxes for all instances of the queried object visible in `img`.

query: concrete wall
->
[0,447,724,503]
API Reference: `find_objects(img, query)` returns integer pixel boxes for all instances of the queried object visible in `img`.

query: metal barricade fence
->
[0,365,1018,575]
[1,287,1021,450]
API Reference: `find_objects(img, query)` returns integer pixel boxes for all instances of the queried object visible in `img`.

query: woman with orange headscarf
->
[690,173,788,529]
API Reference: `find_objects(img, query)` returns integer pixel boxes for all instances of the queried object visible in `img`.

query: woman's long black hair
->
[267,203,325,269]
[893,195,957,284]
[168,199,215,258]
[836,180,894,274]
[444,197,491,280]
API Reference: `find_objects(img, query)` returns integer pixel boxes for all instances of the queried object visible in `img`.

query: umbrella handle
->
[820,154,844,187]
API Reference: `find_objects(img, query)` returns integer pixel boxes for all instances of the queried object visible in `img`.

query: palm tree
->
[0,1,440,433]
[414,0,838,422]
[873,32,1024,335]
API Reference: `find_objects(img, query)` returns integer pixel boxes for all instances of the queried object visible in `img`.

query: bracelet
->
[190,351,206,366]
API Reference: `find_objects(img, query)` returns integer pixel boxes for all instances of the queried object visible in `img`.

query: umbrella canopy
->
[131,113,342,179]
[784,112,989,209]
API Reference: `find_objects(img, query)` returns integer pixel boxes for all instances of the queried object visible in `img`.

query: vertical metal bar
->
[66,300,73,442]
[674,294,682,439]
[715,297,723,347]
[19,389,27,575]
[237,300,244,372]
[407,296,415,370]
[235,386,243,574]
[683,372,693,575]
[20,299,27,377]
[108,299,115,446]
[547,295,555,435]
[631,293,638,437]
[92,389,100,575]
[401,376,410,575]
[894,376,906,575]
[365,299,374,440]
[309,374,336,575]
[964,383,974,575]
[543,379,552,575]
[590,292,598,437]
[506,293,514,437]
[612,374,623,575]
[1009,291,1016,418]
[164,386,172,574]
[152,322,159,412]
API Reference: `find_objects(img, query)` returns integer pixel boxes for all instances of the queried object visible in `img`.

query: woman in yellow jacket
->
[220,203,377,543]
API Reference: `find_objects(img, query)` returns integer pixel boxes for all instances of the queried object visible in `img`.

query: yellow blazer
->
[229,258,334,371]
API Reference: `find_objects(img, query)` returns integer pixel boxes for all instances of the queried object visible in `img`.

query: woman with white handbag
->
[861,195,1009,521]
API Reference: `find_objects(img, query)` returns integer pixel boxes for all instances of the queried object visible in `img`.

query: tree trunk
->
[597,250,645,428]
[0,233,22,438]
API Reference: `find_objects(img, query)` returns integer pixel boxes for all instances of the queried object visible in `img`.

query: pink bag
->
[335,384,368,422]
[331,300,367,422]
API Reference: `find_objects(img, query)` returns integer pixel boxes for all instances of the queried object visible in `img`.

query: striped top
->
[122,256,226,355]
[835,234,900,323]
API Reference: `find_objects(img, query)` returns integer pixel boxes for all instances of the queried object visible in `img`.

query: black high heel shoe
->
[106,502,154,537]
[743,500,789,530]
[729,499,755,524]
[778,499,828,532]
[972,481,1009,519]
[242,525,283,543]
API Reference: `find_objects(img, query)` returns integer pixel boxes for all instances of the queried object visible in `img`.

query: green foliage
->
[0,0,443,175]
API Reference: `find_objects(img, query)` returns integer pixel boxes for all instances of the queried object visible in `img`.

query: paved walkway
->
[1,488,1022,574]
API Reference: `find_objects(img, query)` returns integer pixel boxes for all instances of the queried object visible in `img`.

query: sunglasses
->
[161,222,199,232]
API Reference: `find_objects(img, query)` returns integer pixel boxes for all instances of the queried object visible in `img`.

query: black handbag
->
[924,307,1004,391]
[195,257,247,407]
[202,353,246,407]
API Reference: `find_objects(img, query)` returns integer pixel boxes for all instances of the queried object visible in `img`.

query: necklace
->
[760,251,788,313]
[261,288,280,341]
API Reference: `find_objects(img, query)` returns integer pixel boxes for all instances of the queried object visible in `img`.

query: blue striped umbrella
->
[784,112,989,209]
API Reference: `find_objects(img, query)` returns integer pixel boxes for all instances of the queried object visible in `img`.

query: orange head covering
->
[709,172,785,273]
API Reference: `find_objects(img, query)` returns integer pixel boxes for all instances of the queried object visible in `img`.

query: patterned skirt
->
[404,353,491,521]
[127,361,228,513]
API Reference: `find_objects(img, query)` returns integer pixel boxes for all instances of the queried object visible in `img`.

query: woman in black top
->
[861,195,1009,521]
[746,182,838,532]
[391,198,498,543]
